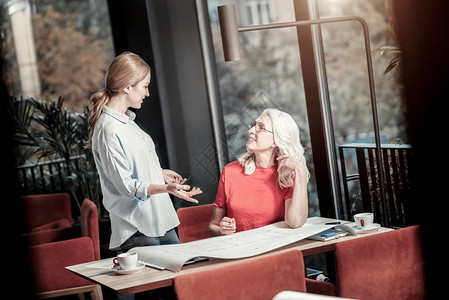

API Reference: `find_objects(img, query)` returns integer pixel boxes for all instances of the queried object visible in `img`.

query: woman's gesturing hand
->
[166,183,202,203]
[276,155,301,174]
[162,169,186,184]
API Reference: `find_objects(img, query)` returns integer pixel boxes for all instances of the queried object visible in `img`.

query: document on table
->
[130,217,334,272]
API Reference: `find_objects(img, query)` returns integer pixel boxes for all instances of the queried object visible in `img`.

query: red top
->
[214,161,294,232]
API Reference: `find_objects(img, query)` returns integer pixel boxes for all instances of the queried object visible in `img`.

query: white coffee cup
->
[113,252,138,270]
[354,213,374,229]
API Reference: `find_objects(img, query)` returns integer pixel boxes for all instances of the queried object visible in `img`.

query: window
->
[317,0,406,145]
[316,0,407,218]
[207,0,406,218]
[1,0,114,210]
[208,0,320,216]
[1,0,114,112]
[244,0,275,25]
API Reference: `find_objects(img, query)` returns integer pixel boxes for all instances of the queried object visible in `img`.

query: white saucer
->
[112,262,145,275]
[353,223,380,234]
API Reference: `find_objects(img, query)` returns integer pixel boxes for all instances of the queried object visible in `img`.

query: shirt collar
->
[102,106,136,124]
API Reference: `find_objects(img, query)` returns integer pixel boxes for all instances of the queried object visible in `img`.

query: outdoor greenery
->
[7,95,102,215]
[31,6,109,111]
[1,1,113,112]
[0,0,112,217]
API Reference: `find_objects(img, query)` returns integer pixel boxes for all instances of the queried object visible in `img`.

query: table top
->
[66,218,393,295]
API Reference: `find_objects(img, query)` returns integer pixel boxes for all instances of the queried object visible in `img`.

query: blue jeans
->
[116,229,180,254]
[115,229,179,299]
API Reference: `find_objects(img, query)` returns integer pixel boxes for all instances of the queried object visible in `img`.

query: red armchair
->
[176,204,214,243]
[334,225,425,300]
[174,250,307,300]
[24,196,102,299]
[22,193,72,233]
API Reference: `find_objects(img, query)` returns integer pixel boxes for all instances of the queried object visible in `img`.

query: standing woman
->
[209,108,309,236]
[85,52,201,253]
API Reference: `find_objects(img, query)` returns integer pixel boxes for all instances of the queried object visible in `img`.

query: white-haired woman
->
[209,108,309,236]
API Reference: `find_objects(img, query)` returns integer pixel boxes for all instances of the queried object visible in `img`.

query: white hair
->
[238,108,309,188]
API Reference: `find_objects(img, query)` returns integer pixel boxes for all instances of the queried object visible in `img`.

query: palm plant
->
[7,95,102,216]
[378,46,402,75]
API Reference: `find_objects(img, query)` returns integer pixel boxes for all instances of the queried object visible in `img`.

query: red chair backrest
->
[176,204,214,243]
[334,225,425,300]
[174,250,307,300]
[21,193,72,232]
[28,237,96,293]
[26,198,100,294]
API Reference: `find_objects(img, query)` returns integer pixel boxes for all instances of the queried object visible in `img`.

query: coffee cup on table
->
[354,213,374,229]
[113,252,138,270]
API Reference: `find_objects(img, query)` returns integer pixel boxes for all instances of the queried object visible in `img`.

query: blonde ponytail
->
[85,89,109,149]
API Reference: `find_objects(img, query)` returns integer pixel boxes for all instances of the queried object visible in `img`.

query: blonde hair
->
[238,108,309,188]
[85,52,151,149]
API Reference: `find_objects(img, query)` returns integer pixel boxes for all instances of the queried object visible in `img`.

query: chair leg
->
[37,284,103,300]
[89,285,104,300]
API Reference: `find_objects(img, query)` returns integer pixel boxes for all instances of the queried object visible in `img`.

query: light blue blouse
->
[92,106,179,249]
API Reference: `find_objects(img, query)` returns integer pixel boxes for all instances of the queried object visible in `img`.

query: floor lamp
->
[217,4,388,226]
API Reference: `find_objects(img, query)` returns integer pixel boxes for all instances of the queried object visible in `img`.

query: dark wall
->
[392,1,449,298]
[1,57,37,299]
[106,0,169,168]
[106,0,221,207]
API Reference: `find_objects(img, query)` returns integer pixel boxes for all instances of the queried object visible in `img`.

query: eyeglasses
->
[249,122,273,133]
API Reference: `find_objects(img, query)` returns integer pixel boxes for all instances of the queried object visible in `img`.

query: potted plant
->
[7,95,103,217]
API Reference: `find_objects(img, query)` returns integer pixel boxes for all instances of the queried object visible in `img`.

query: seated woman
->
[209,108,309,236]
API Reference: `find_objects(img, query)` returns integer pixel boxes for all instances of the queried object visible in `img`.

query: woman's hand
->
[277,155,308,229]
[166,183,202,204]
[209,206,236,236]
[276,155,301,175]
[219,217,236,235]
[162,169,186,184]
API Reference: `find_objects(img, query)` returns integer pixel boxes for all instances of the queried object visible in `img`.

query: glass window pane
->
[317,0,408,217]
[1,0,115,112]
[208,0,320,217]
[318,0,406,144]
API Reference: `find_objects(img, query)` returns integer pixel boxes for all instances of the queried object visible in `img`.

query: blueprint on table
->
[131,216,334,272]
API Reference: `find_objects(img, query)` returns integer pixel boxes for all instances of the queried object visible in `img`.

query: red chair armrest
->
[26,225,81,246]
[30,218,72,232]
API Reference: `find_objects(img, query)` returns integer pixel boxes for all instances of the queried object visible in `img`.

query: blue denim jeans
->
[114,229,179,299]
[116,229,180,254]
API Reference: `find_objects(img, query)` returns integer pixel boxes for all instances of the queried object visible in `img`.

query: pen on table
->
[145,263,165,271]
[325,221,341,225]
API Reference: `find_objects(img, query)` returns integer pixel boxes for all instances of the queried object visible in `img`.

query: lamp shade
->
[218,4,242,61]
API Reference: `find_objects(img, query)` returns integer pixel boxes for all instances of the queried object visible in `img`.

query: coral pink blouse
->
[214,161,294,232]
